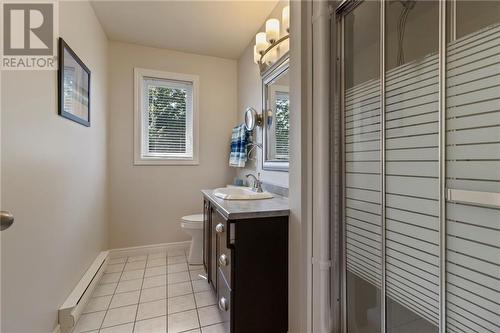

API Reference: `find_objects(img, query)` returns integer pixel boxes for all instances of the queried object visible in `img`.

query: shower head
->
[399,0,416,10]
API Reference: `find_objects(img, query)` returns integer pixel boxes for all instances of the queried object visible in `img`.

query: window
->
[134,68,199,165]
[274,91,289,160]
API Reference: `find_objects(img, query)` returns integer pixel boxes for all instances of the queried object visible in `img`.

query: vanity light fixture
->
[253,5,290,72]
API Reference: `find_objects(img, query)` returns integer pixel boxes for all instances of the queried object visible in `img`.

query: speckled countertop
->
[201,189,289,220]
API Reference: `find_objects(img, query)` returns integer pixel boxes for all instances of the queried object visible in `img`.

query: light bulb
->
[253,45,260,64]
[255,32,268,54]
[282,6,290,33]
[265,18,280,43]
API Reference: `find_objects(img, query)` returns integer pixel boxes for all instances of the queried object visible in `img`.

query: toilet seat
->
[181,214,203,229]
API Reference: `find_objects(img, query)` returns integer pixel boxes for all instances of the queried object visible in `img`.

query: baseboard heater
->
[58,251,109,333]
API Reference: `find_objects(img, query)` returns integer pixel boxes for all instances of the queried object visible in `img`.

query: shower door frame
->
[332,0,449,332]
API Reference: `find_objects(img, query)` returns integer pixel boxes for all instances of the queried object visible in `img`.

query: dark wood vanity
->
[201,190,289,333]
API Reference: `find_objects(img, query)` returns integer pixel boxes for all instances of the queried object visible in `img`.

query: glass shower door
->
[384,1,440,332]
[445,2,500,332]
[337,1,500,333]
[343,2,382,332]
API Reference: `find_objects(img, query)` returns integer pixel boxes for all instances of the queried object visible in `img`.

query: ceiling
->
[90,1,279,59]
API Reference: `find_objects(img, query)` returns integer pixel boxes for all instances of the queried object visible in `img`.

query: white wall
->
[107,42,237,248]
[288,1,312,331]
[236,1,289,189]
[0,2,109,332]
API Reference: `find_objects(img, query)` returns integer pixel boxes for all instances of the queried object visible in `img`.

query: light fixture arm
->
[258,34,290,71]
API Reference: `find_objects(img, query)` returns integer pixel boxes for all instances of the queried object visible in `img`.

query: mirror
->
[244,107,262,131]
[262,56,289,171]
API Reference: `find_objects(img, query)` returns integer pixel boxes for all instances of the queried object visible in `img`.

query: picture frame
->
[58,38,91,127]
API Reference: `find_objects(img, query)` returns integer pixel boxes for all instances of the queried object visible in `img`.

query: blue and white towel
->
[229,124,251,167]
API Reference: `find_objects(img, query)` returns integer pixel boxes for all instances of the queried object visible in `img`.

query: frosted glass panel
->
[446,12,500,333]
[339,2,500,332]
[385,1,440,331]
[344,2,381,332]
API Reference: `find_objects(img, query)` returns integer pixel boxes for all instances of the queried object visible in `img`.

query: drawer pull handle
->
[219,297,229,312]
[215,223,224,233]
[219,254,228,266]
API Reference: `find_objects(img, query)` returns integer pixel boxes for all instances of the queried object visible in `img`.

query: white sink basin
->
[213,187,274,200]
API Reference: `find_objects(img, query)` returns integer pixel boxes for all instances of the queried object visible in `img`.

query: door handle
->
[1,211,14,231]
[215,223,224,233]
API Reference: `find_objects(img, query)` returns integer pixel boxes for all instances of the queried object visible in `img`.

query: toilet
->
[181,214,204,265]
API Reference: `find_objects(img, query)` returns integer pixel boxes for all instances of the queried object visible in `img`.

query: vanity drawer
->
[214,210,232,286]
[217,269,231,333]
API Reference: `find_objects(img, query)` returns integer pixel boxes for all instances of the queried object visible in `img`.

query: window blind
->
[142,77,193,159]
[275,91,290,160]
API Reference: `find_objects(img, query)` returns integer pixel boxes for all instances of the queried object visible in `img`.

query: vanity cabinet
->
[202,196,288,333]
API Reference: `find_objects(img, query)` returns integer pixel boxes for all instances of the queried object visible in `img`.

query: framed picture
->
[58,38,91,126]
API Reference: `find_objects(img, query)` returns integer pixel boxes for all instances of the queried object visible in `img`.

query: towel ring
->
[244,107,263,131]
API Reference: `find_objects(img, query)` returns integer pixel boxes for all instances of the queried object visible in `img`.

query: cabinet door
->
[210,206,218,290]
[202,199,210,275]
[215,213,231,286]
[217,269,231,333]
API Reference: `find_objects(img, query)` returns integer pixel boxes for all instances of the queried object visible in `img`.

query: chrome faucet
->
[245,173,263,193]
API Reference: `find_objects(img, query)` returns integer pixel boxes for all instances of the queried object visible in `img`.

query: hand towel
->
[229,124,250,167]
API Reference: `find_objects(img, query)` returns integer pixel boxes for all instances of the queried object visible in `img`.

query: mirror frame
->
[262,54,290,172]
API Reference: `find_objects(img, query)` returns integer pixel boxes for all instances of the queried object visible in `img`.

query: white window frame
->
[134,68,199,165]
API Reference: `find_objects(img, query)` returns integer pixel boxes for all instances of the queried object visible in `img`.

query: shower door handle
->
[447,189,500,208]
[0,211,14,231]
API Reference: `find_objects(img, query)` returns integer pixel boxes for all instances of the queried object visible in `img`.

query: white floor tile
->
[167,310,200,333]
[109,290,140,309]
[167,263,188,274]
[143,275,167,289]
[100,322,134,333]
[145,266,167,278]
[167,249,186,257]
[128,255,148,262]
[73,311,105,332]
[116,279,143,293]
[106,263,125,273]
[108,257,127,265]
[189,269,206,281]
[147,258,167,268]
[197,305,223,327]
[194,291,216,308]
[124,261,146,271]
[133,315,167,333]
[167,256,187,265]
[136,299,167,321]
[188,264,204,272]
[192,280,211,293]
[167,271,190,285]
[184,330,201,333]
[168,294,196,314]
[101,272,121,284]
[140,285,167,303]
[168,282,193,298]
[121,269,145,281]
[201,323,226,333]
[93,283,117,297]
[101,304,137,328]
[148,252,167,259]
[83,295,112,314]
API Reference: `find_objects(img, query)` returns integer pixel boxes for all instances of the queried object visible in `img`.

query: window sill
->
[134,157,199,166]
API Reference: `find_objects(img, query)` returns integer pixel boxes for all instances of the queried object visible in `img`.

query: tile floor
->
[74,249,225,333]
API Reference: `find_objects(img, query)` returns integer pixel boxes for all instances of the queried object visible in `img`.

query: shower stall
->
[332,1,500,332]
